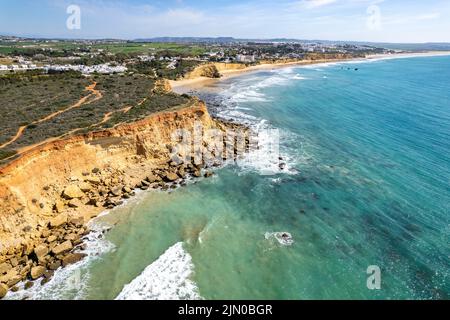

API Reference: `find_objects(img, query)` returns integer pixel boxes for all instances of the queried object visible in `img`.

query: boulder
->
[47,235,57,243]
[51,240,73,255]
[92,167,100,174]
[178,167,186,178]
[62,253,87,267]
[0,283,8,299]
[78,182,92,193]
[69,217,84,228]
[49,214,67,228]
[85,176,101,185]
[0,268,19,284]
[146,174,160,183]
[24,281,34,290]
[164,172,179,182]
[68,199,83,208]
[204,171,214,178]
[0,262,11,275]
[9,258,18,268]
[54,200,65,213]
[110,186,122,197]
[64,233,79,242]
[62,185,84,200]
[30,266,46,280]
[33,245,48,261]
[193,170,202,178]
[48,261,61,271]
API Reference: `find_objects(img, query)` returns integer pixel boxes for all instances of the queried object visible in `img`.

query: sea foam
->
[115,242,202,300]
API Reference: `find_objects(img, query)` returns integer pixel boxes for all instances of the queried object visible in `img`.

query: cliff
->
[0,98,218,255]
[183,62,247,79]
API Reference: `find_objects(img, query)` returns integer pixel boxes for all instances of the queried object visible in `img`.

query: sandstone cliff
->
[183,62,248,79]
[0,98,218,255]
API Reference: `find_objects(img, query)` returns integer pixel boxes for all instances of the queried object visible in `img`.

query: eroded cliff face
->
[184,62,248,79]
[0,98,218,254]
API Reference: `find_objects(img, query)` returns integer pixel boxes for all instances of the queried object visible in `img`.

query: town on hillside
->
[0,36,396,80]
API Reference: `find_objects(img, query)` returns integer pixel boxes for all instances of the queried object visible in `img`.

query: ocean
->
[8,54,450,300]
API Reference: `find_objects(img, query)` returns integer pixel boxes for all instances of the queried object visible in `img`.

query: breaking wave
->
[115,242,202,300]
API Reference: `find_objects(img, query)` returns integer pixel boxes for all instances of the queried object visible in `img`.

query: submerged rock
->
[265,232,294,246]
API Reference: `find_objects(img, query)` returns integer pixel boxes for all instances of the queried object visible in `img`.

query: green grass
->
[0,41,207,57]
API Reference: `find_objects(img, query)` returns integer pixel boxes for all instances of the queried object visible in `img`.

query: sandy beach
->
[170,51,450,94]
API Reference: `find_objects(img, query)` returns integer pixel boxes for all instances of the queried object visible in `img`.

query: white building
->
[44,63,127,75]
[236,54,256,63]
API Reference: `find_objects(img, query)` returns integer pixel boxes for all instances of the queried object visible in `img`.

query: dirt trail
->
[0,82,102,150]
[11,106,132,159]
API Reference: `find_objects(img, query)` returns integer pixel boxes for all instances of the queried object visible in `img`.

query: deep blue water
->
[188,55,450,299]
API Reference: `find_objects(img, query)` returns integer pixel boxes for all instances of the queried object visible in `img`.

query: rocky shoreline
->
[0,118,250,299]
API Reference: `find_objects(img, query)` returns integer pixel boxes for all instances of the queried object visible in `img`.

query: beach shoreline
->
[170,51,450,94]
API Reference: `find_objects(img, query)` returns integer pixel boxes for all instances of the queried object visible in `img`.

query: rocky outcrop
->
[152,79,173,94]
[184,64,222,79]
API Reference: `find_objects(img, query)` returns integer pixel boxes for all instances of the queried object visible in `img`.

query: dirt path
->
[0,82,102,150]
[10,106,132,159]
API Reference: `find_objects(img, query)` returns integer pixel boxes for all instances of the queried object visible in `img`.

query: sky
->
[0,0,449,43]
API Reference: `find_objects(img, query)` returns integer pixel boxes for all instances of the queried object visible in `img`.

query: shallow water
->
[9,55,450,300]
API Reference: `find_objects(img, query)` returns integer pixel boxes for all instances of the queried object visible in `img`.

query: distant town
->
[0,35,400,79]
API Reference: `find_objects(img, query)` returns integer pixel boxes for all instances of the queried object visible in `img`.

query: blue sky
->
[1,0,449,42]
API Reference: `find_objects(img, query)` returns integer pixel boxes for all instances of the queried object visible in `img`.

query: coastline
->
[0,98,250,299]
[2,50,450,300]
[170,51,450,94]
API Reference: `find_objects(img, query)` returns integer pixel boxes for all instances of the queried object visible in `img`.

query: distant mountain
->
[132,37,450,51]
[3,34,450,52]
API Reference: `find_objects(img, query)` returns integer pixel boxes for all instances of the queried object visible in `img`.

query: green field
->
[0,41,207,57]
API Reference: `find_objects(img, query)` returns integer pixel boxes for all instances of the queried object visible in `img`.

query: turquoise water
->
[10,55,450,300]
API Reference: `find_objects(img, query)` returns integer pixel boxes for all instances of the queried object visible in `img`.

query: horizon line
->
[2,34,450,45]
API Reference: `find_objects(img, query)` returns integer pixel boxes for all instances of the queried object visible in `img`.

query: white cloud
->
[293,0,338,9]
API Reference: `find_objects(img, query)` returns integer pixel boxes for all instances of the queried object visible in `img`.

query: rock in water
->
[62,253,87,267]
[265,232,294,246]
